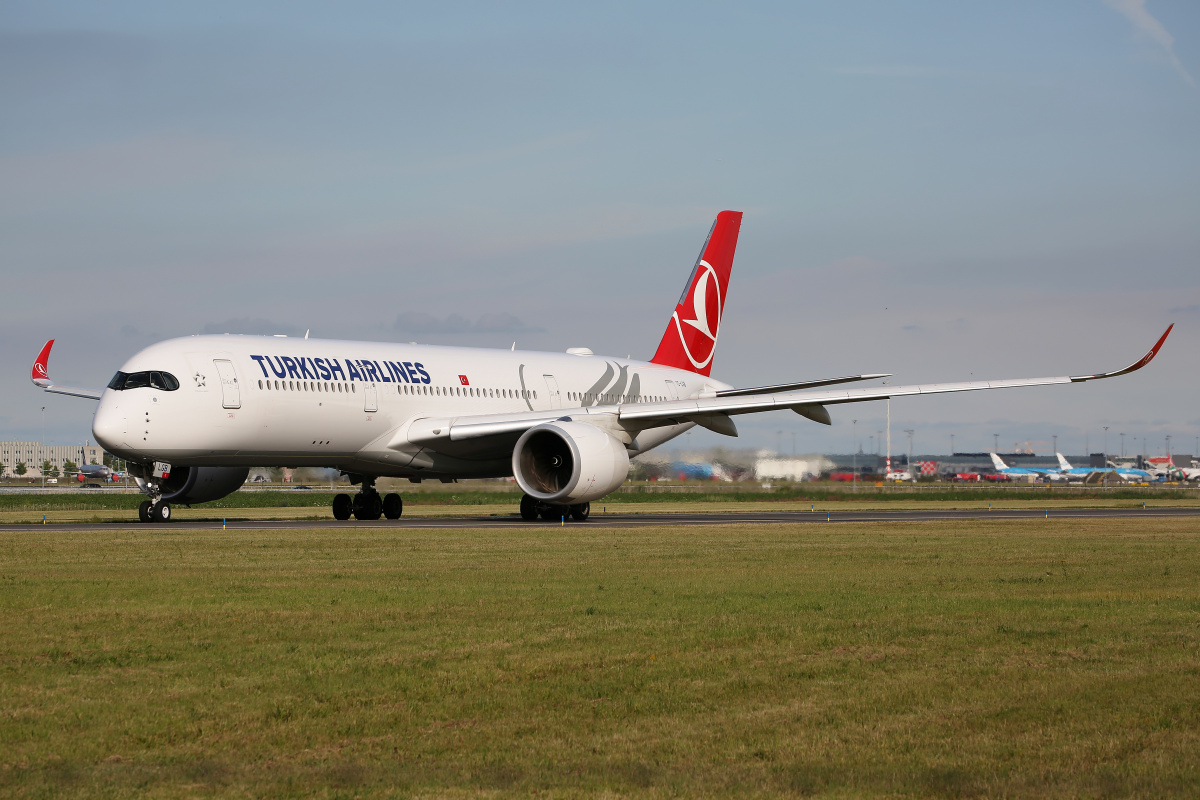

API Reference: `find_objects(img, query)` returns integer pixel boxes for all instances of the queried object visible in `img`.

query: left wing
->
[404,324,1173,448]
[30,340,104,400]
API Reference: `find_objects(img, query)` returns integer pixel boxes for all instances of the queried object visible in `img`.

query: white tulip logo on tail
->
[671,260,722,370]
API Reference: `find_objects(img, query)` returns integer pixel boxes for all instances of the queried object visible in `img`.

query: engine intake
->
[513,421,630,504]
[160,466,250,505]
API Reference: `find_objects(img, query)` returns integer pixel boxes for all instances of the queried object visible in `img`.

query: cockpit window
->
[151,371,180,390]
[108,371,180,391]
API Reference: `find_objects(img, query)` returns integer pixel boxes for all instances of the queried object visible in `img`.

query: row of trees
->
[0,459,78,479]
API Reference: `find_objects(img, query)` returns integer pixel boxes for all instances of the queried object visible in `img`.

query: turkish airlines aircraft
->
[31,211,1173,523]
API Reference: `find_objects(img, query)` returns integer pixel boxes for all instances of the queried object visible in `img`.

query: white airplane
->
[74,445,120,484]
[30,211,1174,523]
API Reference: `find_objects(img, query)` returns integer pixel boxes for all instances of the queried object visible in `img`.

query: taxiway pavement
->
[5,506,1199,532]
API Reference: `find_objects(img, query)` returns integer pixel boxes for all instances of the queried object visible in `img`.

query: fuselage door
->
[213,360,241,409]
[364,382,378,413]
[543,374,562,409]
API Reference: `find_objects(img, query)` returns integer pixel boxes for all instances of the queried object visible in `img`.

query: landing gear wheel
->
[520,495,540,521]
[353,492,383,521]
[153,502,172,523]
[570,502,590,521]
[382,493,403,520]
[138,500,153,524]
[541,504,567,522]
[332,493,352,521]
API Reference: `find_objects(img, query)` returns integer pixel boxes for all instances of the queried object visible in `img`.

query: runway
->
[5,506,1200,532]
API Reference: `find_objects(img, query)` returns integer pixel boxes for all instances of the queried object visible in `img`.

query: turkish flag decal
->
[458,375,469,385]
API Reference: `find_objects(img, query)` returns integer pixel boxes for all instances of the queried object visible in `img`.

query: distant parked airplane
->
[989,453,1068,481]
[1054,453,1153,482]
[74,446,120,483]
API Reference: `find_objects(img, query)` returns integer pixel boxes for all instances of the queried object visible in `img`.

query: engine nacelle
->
[160,466,250,505]
[513,421,630,504]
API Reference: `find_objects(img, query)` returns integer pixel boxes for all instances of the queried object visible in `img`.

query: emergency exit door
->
[213,360,241,409]
[543,375,562,409]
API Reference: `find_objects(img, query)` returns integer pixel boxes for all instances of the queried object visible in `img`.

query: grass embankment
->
[2,519,1198,797]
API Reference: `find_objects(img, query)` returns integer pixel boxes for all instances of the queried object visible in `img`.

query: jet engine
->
[512,421,630,504]
[159,466,250,505]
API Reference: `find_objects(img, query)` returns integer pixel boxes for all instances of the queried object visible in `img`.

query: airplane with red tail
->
[30,211,1173,523]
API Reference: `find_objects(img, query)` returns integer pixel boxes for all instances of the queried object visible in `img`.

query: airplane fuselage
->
[92,335,723,479]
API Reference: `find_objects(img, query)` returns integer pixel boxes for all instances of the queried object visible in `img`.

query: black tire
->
[570,502,590,521]
[520,494,540,521]
[153,502,172,523]
[541,504,567,522]
[353,492,383,521]
[332,493,352,521]
[138,500,153,524]
[382,493,403,520]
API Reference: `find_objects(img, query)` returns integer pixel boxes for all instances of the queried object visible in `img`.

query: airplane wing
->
[404,325,1173,449]
[30,340,104,400]
[714,373,891,397]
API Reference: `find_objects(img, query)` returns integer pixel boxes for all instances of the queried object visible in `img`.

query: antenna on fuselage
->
[511,342,515,351]
[305,329,310,339]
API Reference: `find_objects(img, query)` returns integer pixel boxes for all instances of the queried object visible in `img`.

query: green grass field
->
[2,519,1198,798]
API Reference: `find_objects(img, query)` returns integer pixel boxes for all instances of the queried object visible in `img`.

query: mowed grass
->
[2,520,1198,798]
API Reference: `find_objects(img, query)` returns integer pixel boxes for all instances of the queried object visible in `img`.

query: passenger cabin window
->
[107,371,180,391]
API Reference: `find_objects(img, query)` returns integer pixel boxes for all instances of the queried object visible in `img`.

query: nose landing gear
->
[137,498,172,523]
[132,467,172,523]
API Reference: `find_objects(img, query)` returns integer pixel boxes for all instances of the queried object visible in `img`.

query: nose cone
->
[92,395,127,455]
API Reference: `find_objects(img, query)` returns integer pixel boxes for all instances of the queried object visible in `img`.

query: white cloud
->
[1104,0,1194,85]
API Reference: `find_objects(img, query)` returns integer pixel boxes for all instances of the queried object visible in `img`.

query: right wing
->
[404,325,1173,449]
[30,340,104,400]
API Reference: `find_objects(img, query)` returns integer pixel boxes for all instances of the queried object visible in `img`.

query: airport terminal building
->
[0,441,109,479]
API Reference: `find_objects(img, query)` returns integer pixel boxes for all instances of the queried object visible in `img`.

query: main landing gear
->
[332,476,402,521]
[520,495,590,522]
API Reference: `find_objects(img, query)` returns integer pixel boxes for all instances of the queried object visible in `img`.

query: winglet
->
[32,339,54,387]
[30,340,104,400]
[1071,324,1173,382]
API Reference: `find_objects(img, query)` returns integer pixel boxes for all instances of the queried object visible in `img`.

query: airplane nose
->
[92,396,127,454]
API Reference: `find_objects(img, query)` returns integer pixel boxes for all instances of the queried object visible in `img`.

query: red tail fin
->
[650,210,742,376]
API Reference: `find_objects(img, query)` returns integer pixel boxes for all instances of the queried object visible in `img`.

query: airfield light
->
[852,419,857,493]
[1103,426,1109,490]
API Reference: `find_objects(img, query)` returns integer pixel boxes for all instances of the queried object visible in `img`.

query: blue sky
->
[2,1,1197,458]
